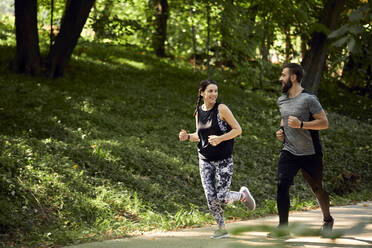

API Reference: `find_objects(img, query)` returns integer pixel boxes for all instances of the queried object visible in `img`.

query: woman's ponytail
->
[193,89,202,116]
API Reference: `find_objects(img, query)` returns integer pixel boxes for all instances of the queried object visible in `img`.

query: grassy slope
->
[0,42,371,247]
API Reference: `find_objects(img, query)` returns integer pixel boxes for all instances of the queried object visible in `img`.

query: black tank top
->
[197,102,234,161]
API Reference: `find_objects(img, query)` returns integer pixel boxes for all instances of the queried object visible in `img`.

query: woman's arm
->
[208,104,242,146]
[178,115,199,142]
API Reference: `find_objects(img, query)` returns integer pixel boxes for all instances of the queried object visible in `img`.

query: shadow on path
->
[66,201,372,248]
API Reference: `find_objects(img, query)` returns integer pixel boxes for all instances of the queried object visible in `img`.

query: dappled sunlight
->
[286,237,371,246]
[67,202,372,248]
[114,57,147,70]
[80,99,96,114]
[1,14,372,245]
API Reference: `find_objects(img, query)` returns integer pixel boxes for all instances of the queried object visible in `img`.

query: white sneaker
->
[210,228,229,239]
[240,186,256,211]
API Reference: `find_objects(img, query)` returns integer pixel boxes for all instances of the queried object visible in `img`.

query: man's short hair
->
[283,63,304,83]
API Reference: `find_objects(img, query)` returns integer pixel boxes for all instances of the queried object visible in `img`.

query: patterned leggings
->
[199,157,242,228]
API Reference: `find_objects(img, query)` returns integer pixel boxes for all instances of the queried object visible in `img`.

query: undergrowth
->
[0,41,371,247]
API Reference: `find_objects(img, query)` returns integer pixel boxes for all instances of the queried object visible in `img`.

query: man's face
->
[279,68,292,93]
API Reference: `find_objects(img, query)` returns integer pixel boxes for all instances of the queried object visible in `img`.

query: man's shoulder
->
[277,94,287,103]
[300,89,318,99]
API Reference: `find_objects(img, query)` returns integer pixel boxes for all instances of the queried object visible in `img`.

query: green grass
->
[0,41,371,248]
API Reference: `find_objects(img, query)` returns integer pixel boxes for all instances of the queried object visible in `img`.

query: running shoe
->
[211,228,229,239]
[322,216,334,231]
[267,225,291,239]
[239,186,256,211]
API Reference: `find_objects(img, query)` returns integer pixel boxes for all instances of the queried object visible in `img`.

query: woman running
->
[179,79,255,239]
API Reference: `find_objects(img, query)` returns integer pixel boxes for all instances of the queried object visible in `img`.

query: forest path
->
[66,201,372,248]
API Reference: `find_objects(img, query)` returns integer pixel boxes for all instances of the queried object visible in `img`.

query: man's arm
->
[288,110,328,130]
[304,110,328,130]
[276,119,284,141]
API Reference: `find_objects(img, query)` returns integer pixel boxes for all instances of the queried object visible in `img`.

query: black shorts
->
[278,150,323,185]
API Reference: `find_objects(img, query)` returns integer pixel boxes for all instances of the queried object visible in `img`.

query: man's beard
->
[281,78,292,93]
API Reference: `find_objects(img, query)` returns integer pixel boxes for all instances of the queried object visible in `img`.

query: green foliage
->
[327,3,372,92]
[0,35,372,248]
[318,78,372,123]
[87,0,150,43]
[0,13,14,45]
[328,4,371,54]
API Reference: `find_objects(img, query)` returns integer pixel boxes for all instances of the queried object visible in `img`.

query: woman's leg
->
[214,157,242,204]
[199,159,225,228]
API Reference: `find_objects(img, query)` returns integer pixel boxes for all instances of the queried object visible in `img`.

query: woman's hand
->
[208,135,222,146]
[179,129,189,141]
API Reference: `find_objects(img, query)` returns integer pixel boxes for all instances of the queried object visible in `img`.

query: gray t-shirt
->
[277,90,323,156]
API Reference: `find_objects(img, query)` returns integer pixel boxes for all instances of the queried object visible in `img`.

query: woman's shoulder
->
[217,103,232,117]
[217,103,229,111]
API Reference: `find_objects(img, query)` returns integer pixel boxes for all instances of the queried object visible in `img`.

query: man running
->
[274,63,334,233]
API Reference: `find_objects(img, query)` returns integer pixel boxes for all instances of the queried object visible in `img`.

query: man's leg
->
[301,154,333,229]
[277,151,300,226]
[277,179,292,226]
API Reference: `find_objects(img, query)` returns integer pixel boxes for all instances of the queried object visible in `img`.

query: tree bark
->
[47,0,95,78]
[14,0,41,75]
[285,27,292,62]
[153,0,169,57]
[300,34,307,60]
[301,0,345,94]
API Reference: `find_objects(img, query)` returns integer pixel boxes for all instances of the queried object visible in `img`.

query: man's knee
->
[277,180,291,194]
[306,180,325,195]
[312,185,329,197]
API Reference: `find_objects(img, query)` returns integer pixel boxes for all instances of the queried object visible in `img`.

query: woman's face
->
[201,83,218,105]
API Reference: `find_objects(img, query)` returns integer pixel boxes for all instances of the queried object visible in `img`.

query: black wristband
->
[300,120,303,128]
[187,134,190,140]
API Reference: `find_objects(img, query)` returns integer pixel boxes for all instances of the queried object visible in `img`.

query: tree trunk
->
[47,0,95,78]
[285,27,292,62]
[301,0,345,94]
[189,1,197,72]
[93,0,113,40]
[300,34,307,60]
[301,32,329,93]
[220,0,233,59]
[153,0,169,57]
[14,0,41,75]
[260,18,269,62]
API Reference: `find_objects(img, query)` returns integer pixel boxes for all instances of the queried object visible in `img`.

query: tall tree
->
[13,0,41,75]
[152,0,169,57]
[301,0,345,94]
[47,0,95,78]
[91,0,114,40]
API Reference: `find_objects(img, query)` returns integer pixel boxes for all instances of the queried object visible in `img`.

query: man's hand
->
[276,128,284,141]
[288,116,301,128]
[208,135,222,146]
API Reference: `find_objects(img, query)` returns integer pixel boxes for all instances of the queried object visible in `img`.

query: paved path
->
[67,201,372,248]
